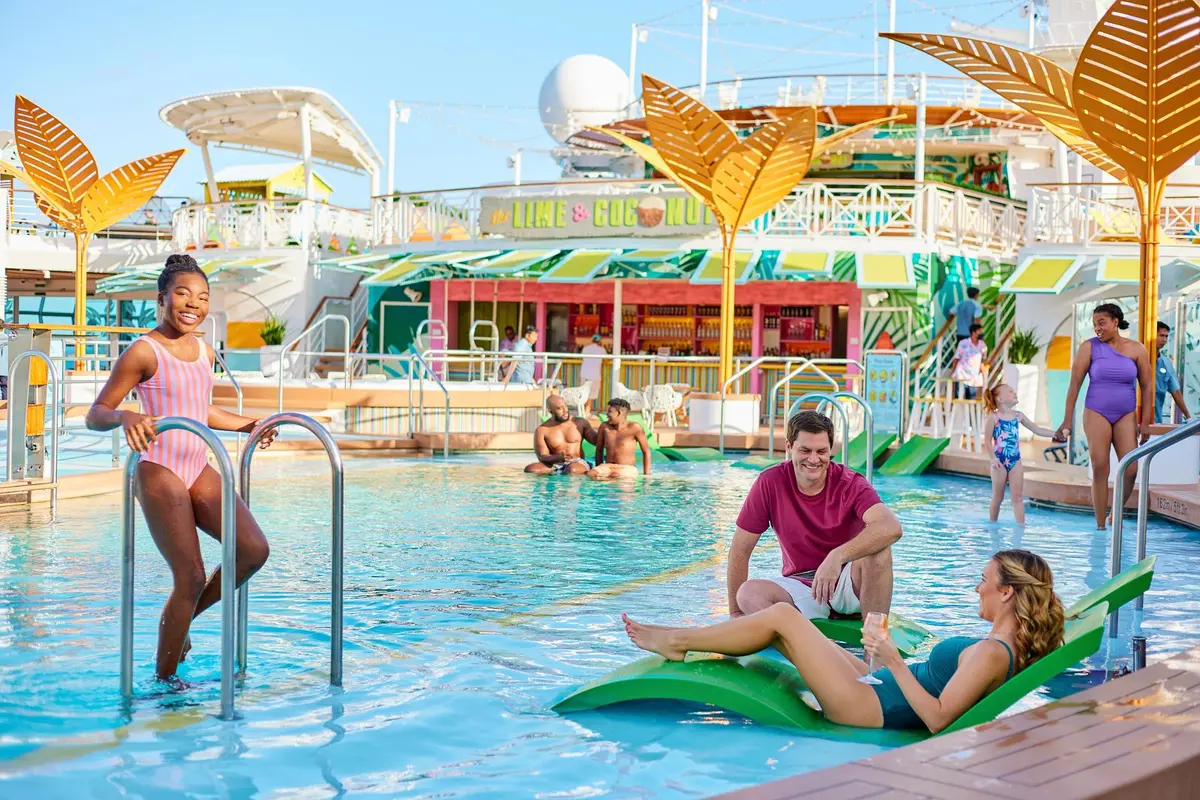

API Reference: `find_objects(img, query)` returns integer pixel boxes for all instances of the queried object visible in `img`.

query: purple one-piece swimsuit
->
[1085,338,1138,424]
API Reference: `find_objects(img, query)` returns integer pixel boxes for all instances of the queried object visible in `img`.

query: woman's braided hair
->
[993,550,1064,672]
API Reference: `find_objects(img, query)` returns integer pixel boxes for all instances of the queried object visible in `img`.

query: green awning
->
[96,256,284,294]
[462,249,561,276]
[690,250,759,285]
[538,250,620,283]
[855,253,916,289]
[412,250,501,265]
[362,255,428,286]
[313,252,395,273]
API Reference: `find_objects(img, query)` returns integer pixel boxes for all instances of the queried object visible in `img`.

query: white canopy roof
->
[159,87,382,177]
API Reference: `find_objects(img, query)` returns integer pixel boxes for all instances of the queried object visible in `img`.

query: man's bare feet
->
[622,613,687,661]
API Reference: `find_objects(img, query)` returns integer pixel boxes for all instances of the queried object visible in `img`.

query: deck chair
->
[552,603,1108,747]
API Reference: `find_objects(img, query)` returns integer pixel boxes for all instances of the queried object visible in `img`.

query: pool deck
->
[716,644,1200,800]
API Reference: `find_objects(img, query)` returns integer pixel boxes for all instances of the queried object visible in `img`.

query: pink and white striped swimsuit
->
[136,335,214,488]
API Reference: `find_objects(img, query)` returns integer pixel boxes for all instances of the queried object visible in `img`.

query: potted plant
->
[258,313,290,378]
[1005,327,1044,439]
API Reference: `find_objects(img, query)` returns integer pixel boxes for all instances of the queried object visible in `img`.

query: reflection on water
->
[1,456,1199,796]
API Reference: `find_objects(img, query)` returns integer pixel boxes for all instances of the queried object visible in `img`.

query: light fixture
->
[867,291,889,307]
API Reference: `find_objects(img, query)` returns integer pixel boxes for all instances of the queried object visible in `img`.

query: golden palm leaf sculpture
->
[885,0,1200,379]
[601,75,895,383]
[11,95,185,330]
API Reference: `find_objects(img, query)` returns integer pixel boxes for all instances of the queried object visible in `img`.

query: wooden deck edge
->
[715,645,1200,800]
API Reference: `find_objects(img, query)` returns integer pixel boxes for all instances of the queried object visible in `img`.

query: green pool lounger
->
[812,613,932,656]
[552,604,1108,745]
[731,454,782,470]
[657,446,727,462]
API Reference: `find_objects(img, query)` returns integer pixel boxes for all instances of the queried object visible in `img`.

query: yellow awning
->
[775,251,833,276]
[1096,256,1139,284]
[855,253,915,289]
[999,256,1085,294]
[411,250,501,265]
[690,250,759,284]
[614,249,685,263]
[462,249,560,276]
[362,255,425,285]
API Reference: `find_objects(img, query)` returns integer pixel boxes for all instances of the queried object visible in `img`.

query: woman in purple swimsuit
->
[1055,304,1153,530]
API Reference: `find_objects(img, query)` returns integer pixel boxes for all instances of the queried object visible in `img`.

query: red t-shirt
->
[736,460,882,576]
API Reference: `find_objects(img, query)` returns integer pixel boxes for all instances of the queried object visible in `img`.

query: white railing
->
[1027,184,1200,245]
[371,179,1026,257]
[172,199,371,251]
[4,188,181,239]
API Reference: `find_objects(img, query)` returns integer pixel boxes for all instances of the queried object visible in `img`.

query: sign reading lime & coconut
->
[479,192,717,239]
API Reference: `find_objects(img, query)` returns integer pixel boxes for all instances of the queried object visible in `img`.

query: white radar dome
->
[539,54,631,144]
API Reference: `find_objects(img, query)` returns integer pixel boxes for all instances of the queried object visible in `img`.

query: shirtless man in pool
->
[525,395,598,475]
[588,398,652,479]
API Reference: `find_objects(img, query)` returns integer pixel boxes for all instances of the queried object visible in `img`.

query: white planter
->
[688,393,761,434]
[259,345,292,379]
[1012,363,1041,441]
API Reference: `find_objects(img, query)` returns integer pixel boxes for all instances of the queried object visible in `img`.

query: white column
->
[1027,1,1037,49]
[700,0,710,101]
[200,140,220,204]
[629,25,639,103]
[299,104,315,201]
[369,167,380,198]
[612,279,623,379]
[885,0,897,105]
[387,99,397,196]
[913,74,927,182]
[511,150,522,186]
[1055,140,1070,185]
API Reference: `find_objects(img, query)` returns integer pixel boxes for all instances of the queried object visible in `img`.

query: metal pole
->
[648,355,656,432]
[299,105,315,202]
[6,351,62,515]
[700,0,710,102]
[1132,636,1147,671]
[628,25,639,103]
[1135,452,1156,610]
[885,0,896,105]
[387,100,397,197]
[407,353,415,438]
[200,140,220,205]
[914,74,927,182]
[119,417,238,719]
[835,390,875,484]
[1027,1,1036,49]
[238,413,345,685]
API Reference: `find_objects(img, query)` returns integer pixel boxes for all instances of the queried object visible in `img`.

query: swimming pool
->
[2,455,1198,797]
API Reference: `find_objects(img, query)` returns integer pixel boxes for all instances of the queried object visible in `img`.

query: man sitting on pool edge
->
[525,394,598,475]
[588,398,652,479]
[728,410,901,621]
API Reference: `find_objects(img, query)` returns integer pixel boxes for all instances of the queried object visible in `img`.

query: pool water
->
[2,455,1198,798]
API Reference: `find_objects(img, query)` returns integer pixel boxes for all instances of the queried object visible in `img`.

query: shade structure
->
[773,250,834,278]
[855,253,916,289]
[689,250,760,285]
[999,255,1086,294]
[459,250,561,277]
[95,256,283,294]
[538,250,621,283]
[313,252,395,273]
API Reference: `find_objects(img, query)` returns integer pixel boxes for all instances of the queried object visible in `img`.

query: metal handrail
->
[120,418,239,719]
[276,314,351,411]
[409,345,451,457]
[832,390,874,484]
[787,392,850,466]
[768,360,838,457]
[719,357,771,454]
[468,320,500,382]
[211,346,244,448]
[237,413,345,684]
[1108,417,1200,635]
[5,349,63,517]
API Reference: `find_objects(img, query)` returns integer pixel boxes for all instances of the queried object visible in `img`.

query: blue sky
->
[2,0,1028,205]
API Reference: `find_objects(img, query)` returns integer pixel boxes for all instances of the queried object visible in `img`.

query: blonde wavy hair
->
[993,549,1065,672]
[982,385,1005,415]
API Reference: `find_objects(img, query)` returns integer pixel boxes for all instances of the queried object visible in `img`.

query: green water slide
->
[552,604,1108,744]
[658,447,726,462]
[731,454,782,471]
[731,431,895,473]
[877,435,950,476]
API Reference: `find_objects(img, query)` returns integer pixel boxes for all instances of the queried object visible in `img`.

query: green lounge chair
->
[551,603,1108,746]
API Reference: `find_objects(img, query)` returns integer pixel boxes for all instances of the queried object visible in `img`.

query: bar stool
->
[945,397,984,452]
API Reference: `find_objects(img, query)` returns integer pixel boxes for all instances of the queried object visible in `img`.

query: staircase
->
[305,279,370,379]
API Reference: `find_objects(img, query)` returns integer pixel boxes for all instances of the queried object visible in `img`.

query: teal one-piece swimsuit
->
[869,636,1015,729]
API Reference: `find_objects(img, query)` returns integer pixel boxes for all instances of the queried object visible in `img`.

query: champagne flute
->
[858,612,888,685]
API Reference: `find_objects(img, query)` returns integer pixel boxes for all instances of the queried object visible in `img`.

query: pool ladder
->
[120,412,344,720]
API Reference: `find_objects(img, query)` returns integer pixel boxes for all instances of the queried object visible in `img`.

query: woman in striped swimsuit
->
[87,254,276,681]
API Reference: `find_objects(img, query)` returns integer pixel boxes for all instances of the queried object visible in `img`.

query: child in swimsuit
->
[983,384,1063,524]
[87,254,277,682]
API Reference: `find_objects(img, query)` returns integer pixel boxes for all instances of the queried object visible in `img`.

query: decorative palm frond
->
[13,95,96,227]
[641,75,739,210]
[587,126,683,185]
[81,150,186,232]
[1072,0,1200,188]
[712,108,817,230]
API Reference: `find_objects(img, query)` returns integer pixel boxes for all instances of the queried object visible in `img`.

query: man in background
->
[1155,321,1191,424]
[950,323,988,400]
[947,287,983,343]
[579,334,607,415]
[503,326,538,386]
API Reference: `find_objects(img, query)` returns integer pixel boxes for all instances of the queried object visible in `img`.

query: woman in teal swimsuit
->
[623,550,1064,732]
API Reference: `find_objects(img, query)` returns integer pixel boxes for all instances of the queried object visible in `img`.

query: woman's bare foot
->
[622,613,687,661]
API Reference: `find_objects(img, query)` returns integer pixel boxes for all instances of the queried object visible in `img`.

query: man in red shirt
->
[729,410,901,619]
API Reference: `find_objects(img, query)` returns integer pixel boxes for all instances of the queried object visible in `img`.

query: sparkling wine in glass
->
[858,612,888,685]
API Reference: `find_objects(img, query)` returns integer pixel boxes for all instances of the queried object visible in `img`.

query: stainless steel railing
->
[237,413,346,685]
[409,346,451,457]
[276,314,351,411]
[5,349,63,517]
[718,357,771,454]
[767,360,836,458]
[120,418,239,719]
[1108,416,1200,636]
[787,392,851,466]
